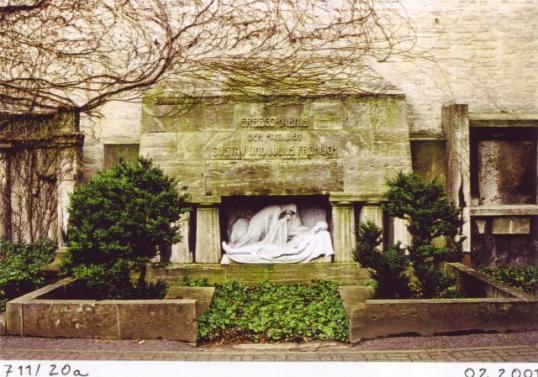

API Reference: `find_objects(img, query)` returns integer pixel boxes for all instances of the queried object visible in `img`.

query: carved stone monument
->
[141,93,412,263]
[221,203,334,264]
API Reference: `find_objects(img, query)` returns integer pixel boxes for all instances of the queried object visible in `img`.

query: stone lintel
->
[470,205,538,216]
[0,132,84,149]
[409,132,446,141]
[189,195,221,205]
[469,113,538,122]
[329,193,385,204]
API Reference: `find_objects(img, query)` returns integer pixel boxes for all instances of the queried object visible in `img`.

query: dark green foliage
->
[198,280,349,343]
[180,276,211,287]
[355,221,412,298]
[385,172,462,247]
[480,266,538,296]
[409,245,462,298]
[435,273,465,298]
[62,158,187,299]
[0,238,56,310]
[384,172,464,298]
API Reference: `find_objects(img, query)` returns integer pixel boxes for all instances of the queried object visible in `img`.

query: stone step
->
[150,263,374,286]
[338,286,374,316]
[165,286,215,318]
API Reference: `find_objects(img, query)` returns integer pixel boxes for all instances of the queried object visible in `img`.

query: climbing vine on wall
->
[0,112,82,243]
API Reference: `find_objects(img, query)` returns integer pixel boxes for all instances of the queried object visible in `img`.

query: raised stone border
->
[150,262,374,285]
[6,263,535,344]
[5,278,214,343]
[343,263,538,343]
[0,312,5,335]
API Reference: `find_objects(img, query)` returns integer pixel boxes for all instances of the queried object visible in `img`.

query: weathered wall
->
[375,0,538,135]
[140,95,410,201]
[411,140,447,185]
[80,101,141,180]
[76,1,538,266]
[0,112,82,243]
[81,1,538,176]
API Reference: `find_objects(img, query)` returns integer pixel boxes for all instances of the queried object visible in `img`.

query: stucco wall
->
[80,0,538,175]
[80,101,142,180]
[375,0,538,135]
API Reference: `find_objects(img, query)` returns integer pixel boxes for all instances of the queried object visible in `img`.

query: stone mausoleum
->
[79,1,538,268]
[140,93,412,265]
[1,1,536,268]
[79,88,538,268]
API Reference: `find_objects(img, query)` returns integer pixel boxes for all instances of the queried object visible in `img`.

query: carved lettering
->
[212,146,242,158]
[247,132,302,142]
[240,117,313,128]
[211,143,337,159]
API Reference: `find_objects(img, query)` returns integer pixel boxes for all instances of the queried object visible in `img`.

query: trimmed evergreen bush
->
[354,221,412,298]
[62,158,187,299]
[0,238,56,311]
[384,172,464,298]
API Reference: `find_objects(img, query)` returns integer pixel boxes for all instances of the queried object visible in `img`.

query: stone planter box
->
[343,263,538,343]
[5,263,537,344]
[5,278,214,343]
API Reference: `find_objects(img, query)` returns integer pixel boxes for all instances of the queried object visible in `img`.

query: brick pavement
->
[2,344,538,361]
[2,333,538,361]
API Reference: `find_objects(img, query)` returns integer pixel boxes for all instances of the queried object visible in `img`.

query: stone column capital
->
[332,201,354,207]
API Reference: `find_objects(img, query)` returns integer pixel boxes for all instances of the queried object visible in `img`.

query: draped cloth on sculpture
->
[221,204,334,264]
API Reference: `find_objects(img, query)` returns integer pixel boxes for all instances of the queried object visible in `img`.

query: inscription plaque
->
[141,96,411,199]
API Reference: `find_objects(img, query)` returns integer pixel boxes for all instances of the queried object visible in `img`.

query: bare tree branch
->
[0,0,416,117]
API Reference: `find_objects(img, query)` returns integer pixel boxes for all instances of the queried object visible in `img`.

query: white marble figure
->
[221,204,334,264]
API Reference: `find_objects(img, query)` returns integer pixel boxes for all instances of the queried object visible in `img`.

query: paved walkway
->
[2,331,538,361]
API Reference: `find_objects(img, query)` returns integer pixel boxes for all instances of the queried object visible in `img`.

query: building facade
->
[71,0,538,266]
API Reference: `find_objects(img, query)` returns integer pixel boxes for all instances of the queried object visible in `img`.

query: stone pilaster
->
[359,205,383,227]
[170,210,193,263]
[194,205,221,263]
[56,151,77,247]
[331,202,356,262]
[442,104,471,253]
[359,204,384,250]
[393,217,412,249]
[0,146,10,239]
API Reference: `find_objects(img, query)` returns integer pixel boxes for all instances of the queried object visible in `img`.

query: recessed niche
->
[470,127,537,205]
[219,195,332,243]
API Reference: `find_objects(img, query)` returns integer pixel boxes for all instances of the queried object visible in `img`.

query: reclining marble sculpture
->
[221,203,334,264]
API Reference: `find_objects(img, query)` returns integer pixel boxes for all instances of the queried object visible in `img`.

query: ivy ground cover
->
[197,280,349,343]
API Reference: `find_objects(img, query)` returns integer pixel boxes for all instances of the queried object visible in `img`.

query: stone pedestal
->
[359,204,384,250]
[331,202,356,262]
[194,205,221,263]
